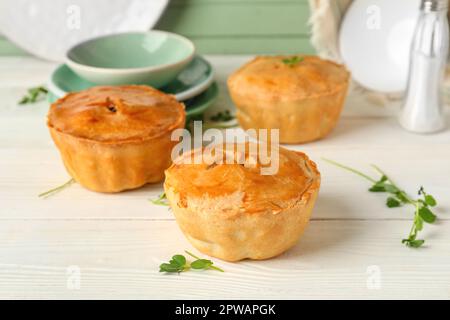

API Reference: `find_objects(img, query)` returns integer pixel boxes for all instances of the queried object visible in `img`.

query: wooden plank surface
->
[1,55,450,299]
[1,220,449,299]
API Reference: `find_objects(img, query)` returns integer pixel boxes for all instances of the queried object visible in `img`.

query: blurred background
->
[1,0,449,105]
[0,0,315,56]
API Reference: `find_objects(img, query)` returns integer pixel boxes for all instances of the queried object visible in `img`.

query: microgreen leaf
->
[418,206,436,224]
[185,250,224,272]
[191,259,213,270]
[323,158,440,249]
[384,184,399,194]
[185,111,238,132]
[38,178,75,199]
[386,197,401,208]
[418,187,437,207]
[402,239,425,248]
[170,255,186,267]
[159,251,224,274]
[206,110,238,129]
[19,86,48,105]
[150,192,169,206]
[424,195,437,207]
[159,263,184,273]
[282,56,304,67]
[369,184,385,192]
[396,191,410,203]
[210,110,235,122]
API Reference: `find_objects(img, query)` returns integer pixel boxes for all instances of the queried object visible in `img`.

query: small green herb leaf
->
[418,187,437,207]
[19,86,48,105]
[170,255,186,267]
[418,206,436,224]
[159,251,224,274]
[150,192,169,206]
[210,110,235,122]
[424,195,437,207]
[159,263,183,273]
[323,158,440,249]
[206,110,238,129]
[386,197,401,208]
[369,184,385,192]
[282,56,303,67]
[185,250,224,272]
[191,259,213,270]
[402,239,425,248]
[396,191,410,203]
[384,184,399,193]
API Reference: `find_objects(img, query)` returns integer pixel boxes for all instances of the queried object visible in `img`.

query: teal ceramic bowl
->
[48,56,214,102]
[65,31,195,87]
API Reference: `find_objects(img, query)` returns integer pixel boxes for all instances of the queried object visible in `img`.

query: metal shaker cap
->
[421,0,448,11]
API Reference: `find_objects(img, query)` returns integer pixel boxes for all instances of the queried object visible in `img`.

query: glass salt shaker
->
[399,0,449,133]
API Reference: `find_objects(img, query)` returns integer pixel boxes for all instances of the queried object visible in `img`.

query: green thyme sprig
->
[149,192,169,206]
[19,86,48,104]
[282,56,304,67]
[323,158,438,248]
[159,250,224,273]
[38,178,75,199]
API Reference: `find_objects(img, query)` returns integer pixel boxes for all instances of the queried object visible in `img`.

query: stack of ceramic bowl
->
[47,31,218,120]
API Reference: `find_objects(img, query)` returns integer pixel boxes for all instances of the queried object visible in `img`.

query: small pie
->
[47,85,185,193]
[228,55,350,144]
[164,143,320,261]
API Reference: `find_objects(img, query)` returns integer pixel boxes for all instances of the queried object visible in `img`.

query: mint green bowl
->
[65,31,195,87]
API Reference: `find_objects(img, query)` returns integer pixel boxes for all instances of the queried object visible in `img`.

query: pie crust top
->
[228,55,350,102]
[165,144,320,214]
[48,85,185,143]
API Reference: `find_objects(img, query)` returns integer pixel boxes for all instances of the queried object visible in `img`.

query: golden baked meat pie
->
[47,85,185,193]
[164,143,320,261]
[228,55,350,144]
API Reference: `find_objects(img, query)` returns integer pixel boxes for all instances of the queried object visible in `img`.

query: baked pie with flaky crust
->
[228,55,350,144]
[47,85,185,193]
[164,143,320,261]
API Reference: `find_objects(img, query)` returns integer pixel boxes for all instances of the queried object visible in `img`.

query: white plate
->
[340,0,421,93]
[0,0,169,62]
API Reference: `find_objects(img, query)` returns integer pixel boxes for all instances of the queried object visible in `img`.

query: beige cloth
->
[308,0,352,62]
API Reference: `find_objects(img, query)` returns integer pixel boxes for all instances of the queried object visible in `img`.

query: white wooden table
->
[1,55,450,299]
